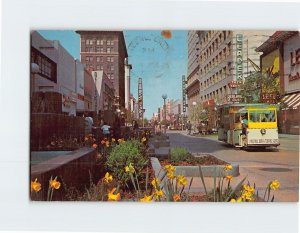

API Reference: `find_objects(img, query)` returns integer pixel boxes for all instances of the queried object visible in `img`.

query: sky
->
[38,30,187,119]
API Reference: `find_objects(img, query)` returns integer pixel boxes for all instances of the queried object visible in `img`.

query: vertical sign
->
[138,78,143,121]
[158,107,161,122]
[236,34,243,82]
[182,75,186,112]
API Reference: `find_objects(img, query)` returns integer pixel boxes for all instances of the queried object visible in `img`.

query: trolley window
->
[249,110,276,123]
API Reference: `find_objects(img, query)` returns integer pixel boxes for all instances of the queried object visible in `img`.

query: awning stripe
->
[282,92,300,109]
[287,95,300,107]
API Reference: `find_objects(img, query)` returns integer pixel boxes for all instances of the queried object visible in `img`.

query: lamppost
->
[162,94,167,122]
[192,101,197,126]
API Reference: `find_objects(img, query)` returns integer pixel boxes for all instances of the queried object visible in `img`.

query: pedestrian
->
[101,122,111,139]
[187,121,192,135]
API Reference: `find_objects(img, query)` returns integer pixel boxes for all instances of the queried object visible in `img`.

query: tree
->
[239,71,280,103]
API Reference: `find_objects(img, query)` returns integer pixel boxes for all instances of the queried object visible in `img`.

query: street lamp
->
[162,94,167,122]
[192,101,197,125]
[93,71,98,119]
[142,108,145,127]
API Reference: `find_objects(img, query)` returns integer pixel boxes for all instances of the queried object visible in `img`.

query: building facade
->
[124,58,132,111]
[186,31,200,116]
[76,31,128,109]
[31,31,80,116]
[256,31,300,134]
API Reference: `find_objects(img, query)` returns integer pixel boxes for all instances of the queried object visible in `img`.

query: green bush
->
[170,147,193,163]
[106,139,148,186]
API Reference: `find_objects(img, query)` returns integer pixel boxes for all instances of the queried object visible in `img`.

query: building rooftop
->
[255,31,299,53]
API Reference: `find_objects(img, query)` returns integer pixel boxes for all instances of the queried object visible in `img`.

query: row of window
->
[201,64,232,89]
[201,85,230,102]
[85,39,114,46]
[84,46,114,53]
[85,64,115,73]
[85,56,115,63]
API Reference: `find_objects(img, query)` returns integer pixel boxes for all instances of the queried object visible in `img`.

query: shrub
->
[106,139,148,186]
[170,147,193,163]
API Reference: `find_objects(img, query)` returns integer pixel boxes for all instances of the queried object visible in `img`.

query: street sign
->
[227,94,244,102]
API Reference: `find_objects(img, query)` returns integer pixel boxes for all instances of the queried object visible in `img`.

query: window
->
[86,39,90,45]
[107,40,111,45]
[85,56,89,62]
[107,47,111,53]
[31,47,57,83]
[111,40,114,45]
[100,65,103,70]
[96,40,100,45]
[107,57,110,62]
[100,56,103,62]
[100,47,104,53]
[96,56,100,62]
[96,65,100,70]
[89,39,93,45]
[100,40,104,45]
[96,47,100,52]
[249,110,276,123]
[111,66,114,71]
[111,57,114,62]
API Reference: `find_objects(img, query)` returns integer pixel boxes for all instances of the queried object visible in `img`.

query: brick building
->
[76,31,128,109]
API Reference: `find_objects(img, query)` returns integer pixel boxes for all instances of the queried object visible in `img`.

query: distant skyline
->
[38,30,187,119]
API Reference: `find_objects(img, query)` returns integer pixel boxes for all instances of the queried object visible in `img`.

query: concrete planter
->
[150,157,239,178]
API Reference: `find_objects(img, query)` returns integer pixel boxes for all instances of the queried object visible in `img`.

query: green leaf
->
[225,176,247,202]
[198,166,207,195]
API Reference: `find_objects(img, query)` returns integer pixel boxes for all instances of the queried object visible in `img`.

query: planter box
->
[150,157,239,178]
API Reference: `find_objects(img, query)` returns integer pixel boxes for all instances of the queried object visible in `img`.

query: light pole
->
[162,94,167,122]
[142,108,145,127]
[192,101,197,131]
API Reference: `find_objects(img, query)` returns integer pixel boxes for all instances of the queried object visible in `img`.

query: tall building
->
[76,31,128,108]
[124,58,132,111]
[187,30,275,107]
[186,31,200,116]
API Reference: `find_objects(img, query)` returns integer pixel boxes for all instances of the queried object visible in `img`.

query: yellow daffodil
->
[118,138,125,143]
[153,189,164,200]
[225,175,233,181]
[164,164,176,173]
[140,195,152,202]
[176,175,187,186]
[243,184,255,193]
[166,172,175,180]
[224,164,233,171]
[230,198,236,202]
[108,188,121,201]
[31,178,41,193]
[49,177,61,190]
[112,138,116,142]
[151,177,161,188]
[103,172,113,183]
[92,144,97,149]
[105,141,110,147]
[125,163,135,173]
[173,194,180,202]
[270,180,280,190]
[141,137,147,142]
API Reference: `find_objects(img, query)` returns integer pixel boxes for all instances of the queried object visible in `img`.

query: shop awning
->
[281,93,300,110]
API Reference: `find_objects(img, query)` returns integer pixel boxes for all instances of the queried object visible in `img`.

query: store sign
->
[229,80,243,88]
[236,34,243,81]
[288,72,300,81]
[182,75,187,112]
[227,94,244,102]
[290,48,300,66]
[260,92,280,104]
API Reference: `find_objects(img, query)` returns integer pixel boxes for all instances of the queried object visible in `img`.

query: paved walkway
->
[166,130,299,202]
